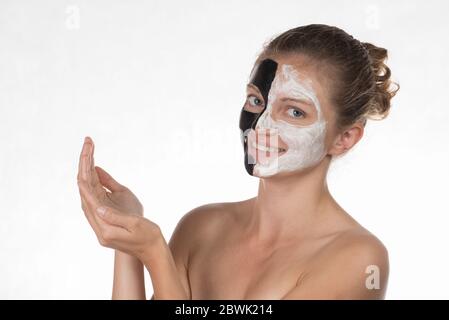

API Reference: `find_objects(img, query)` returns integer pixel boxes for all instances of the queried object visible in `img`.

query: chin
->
[253,164,313,180]
[253,165,285,178]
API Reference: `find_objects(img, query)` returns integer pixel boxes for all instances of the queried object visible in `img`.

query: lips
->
[247,133,288,166]
[251,141,286,153]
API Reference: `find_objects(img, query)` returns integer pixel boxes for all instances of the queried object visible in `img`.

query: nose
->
[254,128,280,149]
[255,127,278,138]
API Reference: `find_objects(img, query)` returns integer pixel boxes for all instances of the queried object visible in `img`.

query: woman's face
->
[239,54,338,178]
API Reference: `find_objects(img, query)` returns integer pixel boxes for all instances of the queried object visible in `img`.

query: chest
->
[188,241,309,299]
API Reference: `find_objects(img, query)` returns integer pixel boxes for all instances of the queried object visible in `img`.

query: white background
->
[1,0,448,299]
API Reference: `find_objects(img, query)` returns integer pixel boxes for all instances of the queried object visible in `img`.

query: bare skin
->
[77,137,189,300]
[78,53,389,300]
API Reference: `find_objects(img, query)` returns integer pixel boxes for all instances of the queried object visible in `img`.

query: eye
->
[287,107,305,119]
[247,95,264,108]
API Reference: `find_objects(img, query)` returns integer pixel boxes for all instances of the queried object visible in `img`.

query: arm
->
[112,251,146,300]
[79,187,191,300]
[145,210,196,300]
[145,204,218,300]
[112,210,194,300]
[76,137,147,299]
[142,233,190,300]
[95,163,147,299]
[77,137,191,300]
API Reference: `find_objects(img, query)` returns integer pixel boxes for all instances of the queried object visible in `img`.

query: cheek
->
[319,104,338,145]
[276,120,327,152]
[321,120,340,151]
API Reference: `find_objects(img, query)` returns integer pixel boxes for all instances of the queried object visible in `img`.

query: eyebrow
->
[246,83,261,94]
[280,97,315,107]
[247,83,316,107]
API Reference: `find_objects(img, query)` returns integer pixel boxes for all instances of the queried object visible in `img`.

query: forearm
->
[112,250,146,300]
[142,236,189,300]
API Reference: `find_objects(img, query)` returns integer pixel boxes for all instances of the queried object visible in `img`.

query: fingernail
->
[96,206,106,216]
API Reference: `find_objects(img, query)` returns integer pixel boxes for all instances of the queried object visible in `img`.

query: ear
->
[328,122,364,157]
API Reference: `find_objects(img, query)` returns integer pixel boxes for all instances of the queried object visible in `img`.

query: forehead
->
[250,54,333,112]
[250,55,321,91]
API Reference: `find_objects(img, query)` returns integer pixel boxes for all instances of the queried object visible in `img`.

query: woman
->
[77,24,399,299]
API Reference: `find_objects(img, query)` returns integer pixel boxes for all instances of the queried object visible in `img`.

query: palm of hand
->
[78,137,163,265]
[91,167,143,216]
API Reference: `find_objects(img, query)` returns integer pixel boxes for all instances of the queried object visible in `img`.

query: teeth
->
[251,141,286,153]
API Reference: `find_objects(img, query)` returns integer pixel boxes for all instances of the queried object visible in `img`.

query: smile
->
[251,141,287,153]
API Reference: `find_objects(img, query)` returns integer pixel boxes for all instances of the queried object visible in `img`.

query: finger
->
[80,196,101,235]
[85,138,104,193]
[78,179,103,224]
[77,138,83,181]
[95,166,125,192]
[78,183,105,243]
[78,179,101,205]
[87,137,92,180]
[89,137,95,171]
[78,151,104,240]
[86,139,107,194]
[96,206,137,231]
[77,137,90,182]
[86,136,96,183]
[84,136,93,184]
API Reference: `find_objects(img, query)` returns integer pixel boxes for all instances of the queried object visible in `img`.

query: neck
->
[246,157,334,244]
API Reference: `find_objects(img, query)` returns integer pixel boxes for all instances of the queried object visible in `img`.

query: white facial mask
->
[253,64,327,177]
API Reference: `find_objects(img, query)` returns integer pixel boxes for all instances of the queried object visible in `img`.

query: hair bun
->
[362,42,400,120]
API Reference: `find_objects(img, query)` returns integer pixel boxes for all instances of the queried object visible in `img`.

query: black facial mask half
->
[239,58,278,176]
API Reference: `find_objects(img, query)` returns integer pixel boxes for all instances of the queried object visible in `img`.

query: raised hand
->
[78,137,143,216]
[77,136,163,263]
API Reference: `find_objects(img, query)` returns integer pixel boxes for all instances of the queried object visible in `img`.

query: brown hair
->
[256,24,400,129]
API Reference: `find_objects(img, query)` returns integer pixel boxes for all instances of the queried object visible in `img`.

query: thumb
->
[96,206,136,230]
[95,166,125,192]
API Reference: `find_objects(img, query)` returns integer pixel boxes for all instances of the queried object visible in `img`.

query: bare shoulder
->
[322,227,389,298]
[326,226,388,263]
[284,226,389,299]
[316,205,390,280]
[170,201,243,248]
[166,201,240,299]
